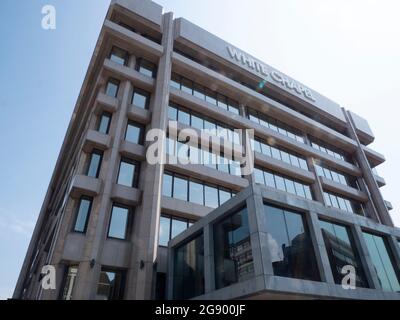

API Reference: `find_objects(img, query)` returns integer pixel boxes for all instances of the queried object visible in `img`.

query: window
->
[117,159,139,188]
[214,208,254,289]
[132,88,150,109]
[247,109,304,143]
[324,192,363,215]
[173,234,204,299]
[362,232,400,292]
[136,58,156,78]
[97,112,111,134]
[254,167,313,200]
[264,204,320,281]
[315,164,357,188]
[171,74,240,115]
[60,265,78,300]
[163,172,234,207]
[311,138,347,162]
[109,46,128,66]
[108,205,130,240]
[73,197,92,233]
[86,150,103,178]
[189,181,204,205]
[125,121,143,145]
[96,268,125,300]
[319,220,368,288]
[158,215,193,246]
[105,78,119,98]
[162,173,173,197]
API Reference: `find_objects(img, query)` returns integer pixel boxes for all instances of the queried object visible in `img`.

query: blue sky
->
[1,0,399,299]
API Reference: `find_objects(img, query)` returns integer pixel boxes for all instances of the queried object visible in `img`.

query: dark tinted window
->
[214,208,254,289]
[86,150,103,178]
[97,112,112,134]
[264,204,320,281]
[320,220,368,288]
[105,79,119,97]
[132,88,150,109]
[96,268,125,300]
[109,47,128,66]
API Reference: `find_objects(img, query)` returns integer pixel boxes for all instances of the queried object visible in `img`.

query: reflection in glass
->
[173,234,204,299]
[320,220,368,288]
[264,204,320,281]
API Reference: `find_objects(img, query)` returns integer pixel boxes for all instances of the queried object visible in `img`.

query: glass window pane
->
[87,152,102,178]
[281,151,291,164]
[261,143,272,157]
[181,78,193,95]
[295,182,306,198]
[252,140,261,153]
[108,206,129,239]
[162,174,173,197]
[254,168,265,185]
[74,198,92,233]
[117,161,136,187]
[98,113,111,134]
[337,197,348,211]
[193,84,205,100]
[132,90,149,109]
[331,171,341,183]
[171,218,188,239]
[217,94,228,110]
[173,177,188,201]
[289,154,300,168]
[264,171,275,188]
[275,175,286,191]
[171,73,181,90]
[106,80,119,97]
[299,158,308,170]
[191,115,204,130]
[204,186,218,208]
[125,122,142,144]
[338,174,347,185]
[205,89,217,105]
[304,186,313,200]
[284,179,296,195]
[218,189,231,205]
[178,110,190,126]
[110,47,128,65]
[168,105,178,121]
[189,181,204,205]
[159,216,171,246]
[330,194,339,208]
[271,147,281,160]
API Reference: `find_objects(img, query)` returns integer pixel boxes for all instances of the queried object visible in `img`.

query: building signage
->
[227,46,316,102]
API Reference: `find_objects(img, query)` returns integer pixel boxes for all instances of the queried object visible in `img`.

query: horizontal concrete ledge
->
[161,196,212,221]
[82,130,111,153]
[119,140,146,161]
[385,200,393,211]
[104,19,163,57]
[254,152,315,184]
[127,104,151,124]
[69,175,101,198]
[364,145,386,167]
[374,174,386,188]
[110,184,142,206]
[165,161,249,192]
[111,0,163,28]
[320,176,369,202]
[95,92,118,114]
[102,58,155,93]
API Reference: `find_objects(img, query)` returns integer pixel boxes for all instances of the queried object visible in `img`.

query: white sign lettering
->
[227,46,316,102]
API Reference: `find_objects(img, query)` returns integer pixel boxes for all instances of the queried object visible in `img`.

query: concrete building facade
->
[14,0,400,300]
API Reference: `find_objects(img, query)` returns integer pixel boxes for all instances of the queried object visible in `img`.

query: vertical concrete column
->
[73,79,133,300]
[125,12,174,300]
[246,184,274,277]
[356,177,380,222]
[306,157,326,205]
[203,224,215,293]
[343,109,393,227]
[351,225,381,289]
[306,211,335,283]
